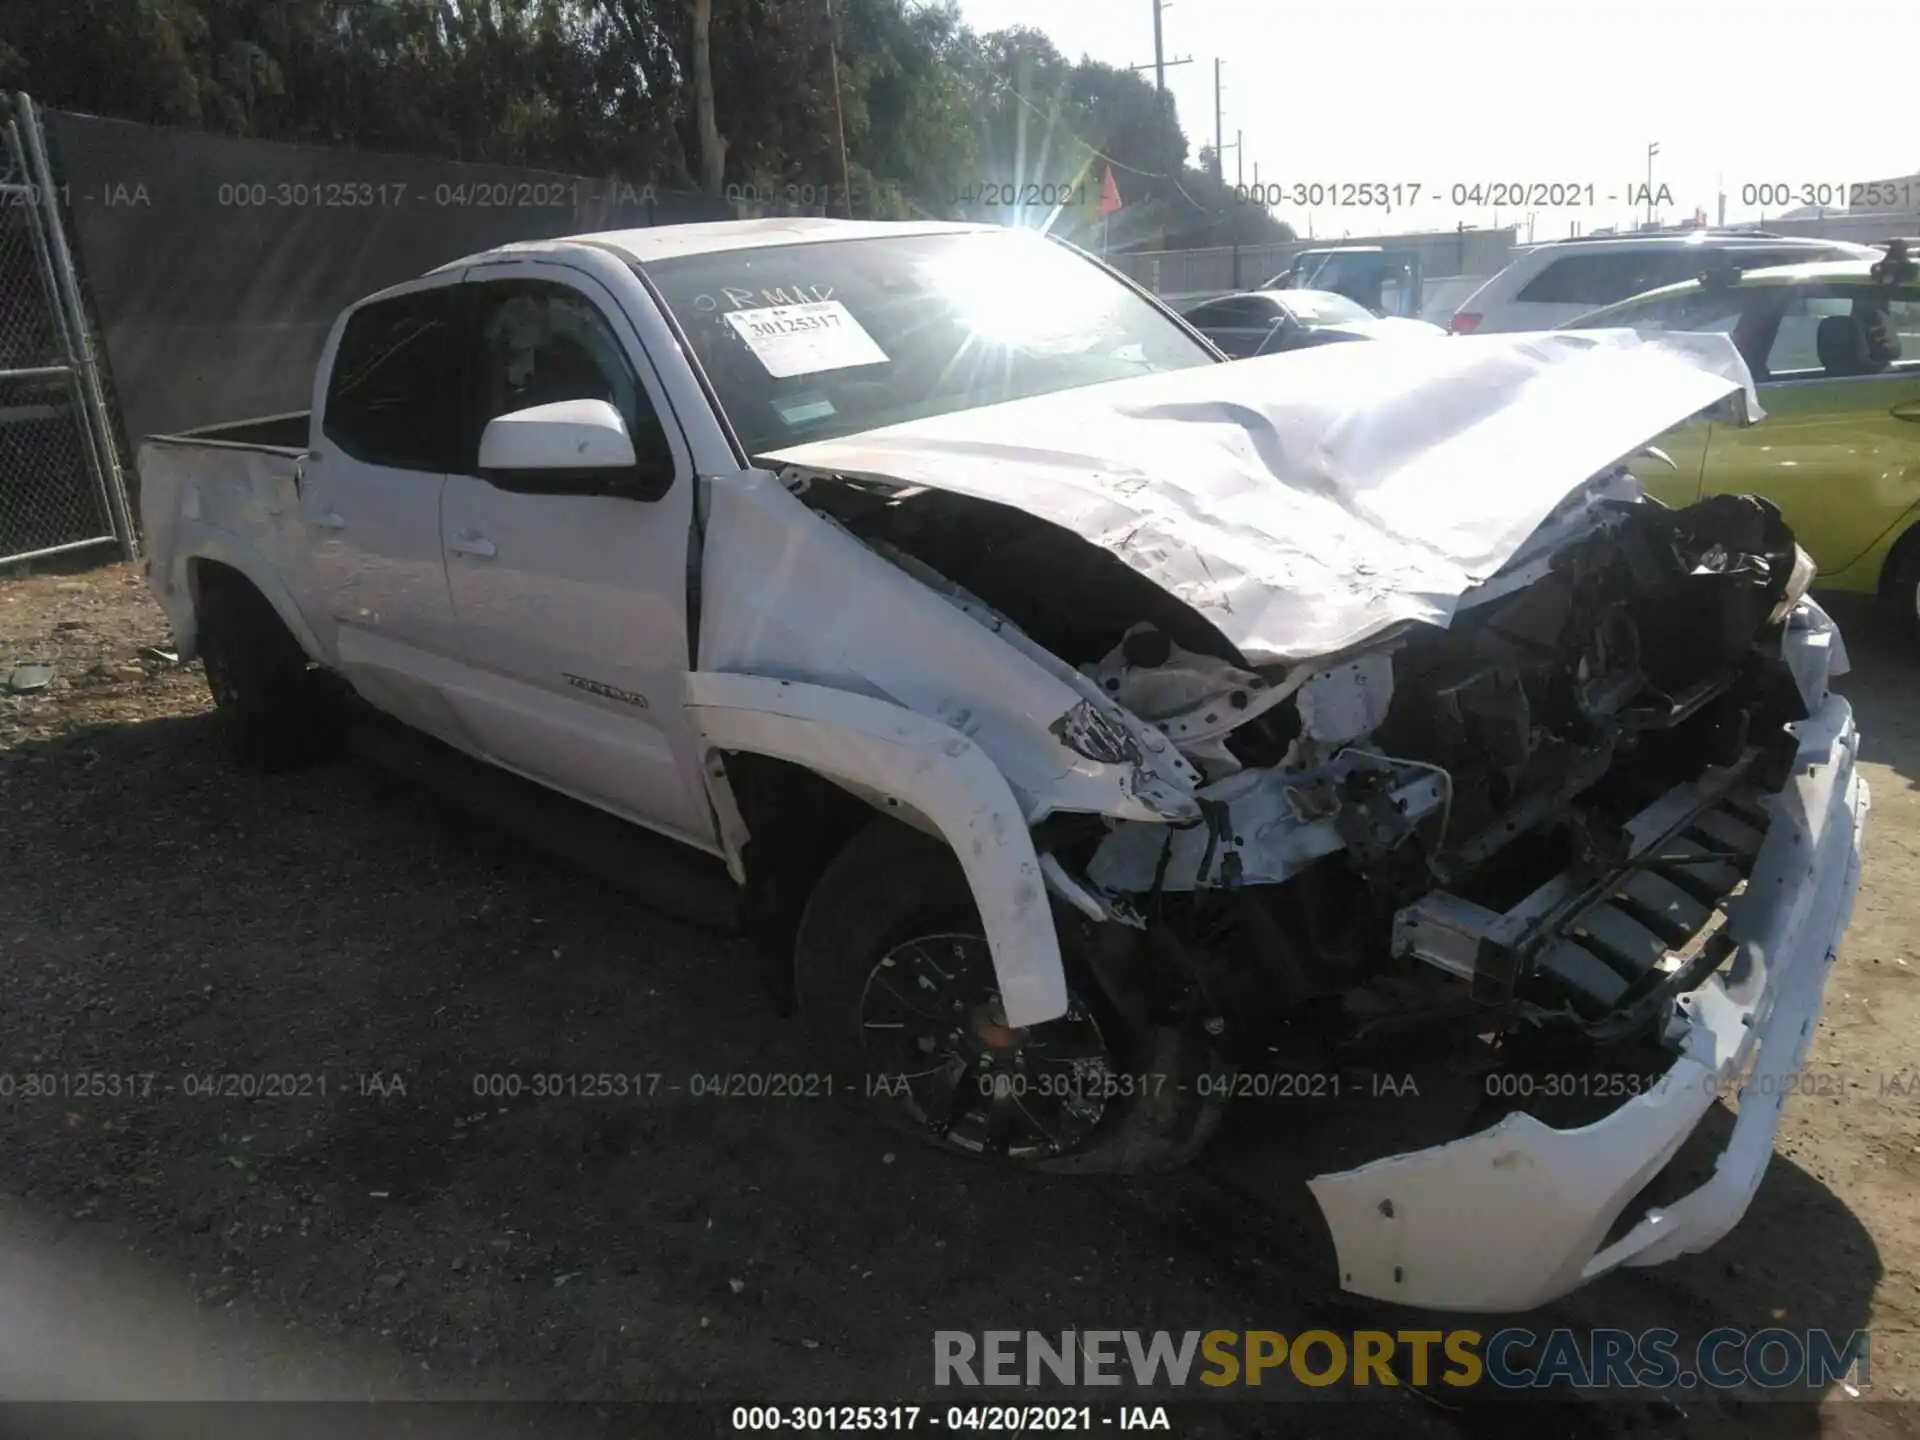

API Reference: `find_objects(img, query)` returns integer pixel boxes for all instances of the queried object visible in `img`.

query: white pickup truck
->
[141,217,1868,1312]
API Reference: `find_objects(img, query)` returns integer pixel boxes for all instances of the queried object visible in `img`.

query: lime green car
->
[1567,246,1920,635]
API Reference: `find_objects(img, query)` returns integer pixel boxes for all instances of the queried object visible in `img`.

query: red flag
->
[1098,165,1123,215]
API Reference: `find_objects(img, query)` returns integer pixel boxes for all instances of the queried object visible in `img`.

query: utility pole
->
[1211,130,1241,188]
[1153,0,1165,94]
[824,0,853,217]
[1126,1,1189,183]
[1213,58,1224,185]
[1645,140,1660,228]
[1129,0,1192,91]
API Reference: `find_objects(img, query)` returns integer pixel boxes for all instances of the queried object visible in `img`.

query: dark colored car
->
[1181,289,1445,358]
[1260,245,1425,317]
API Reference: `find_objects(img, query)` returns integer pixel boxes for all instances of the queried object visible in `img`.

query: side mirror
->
[477,398,673,499]
[1701,392,1749,425]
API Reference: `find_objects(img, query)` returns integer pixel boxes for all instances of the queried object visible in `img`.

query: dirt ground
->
[2,562,1917,1439]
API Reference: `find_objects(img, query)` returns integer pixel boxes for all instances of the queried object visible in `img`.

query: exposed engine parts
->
[802,462,1809,1057]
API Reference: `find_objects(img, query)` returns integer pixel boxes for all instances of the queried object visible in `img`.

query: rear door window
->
[1766,294,1855,377]
[323,289,459,471]
[1765,285,1920,378]
[323,289,459,472]
[1516,251,1697,307]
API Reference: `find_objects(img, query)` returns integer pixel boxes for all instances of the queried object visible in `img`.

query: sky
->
[953,0,1916,242]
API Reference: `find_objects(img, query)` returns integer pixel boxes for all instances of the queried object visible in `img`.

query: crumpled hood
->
[760,329,1761,665]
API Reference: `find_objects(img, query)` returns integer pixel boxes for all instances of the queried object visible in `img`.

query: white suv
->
[1450,231,1880,334]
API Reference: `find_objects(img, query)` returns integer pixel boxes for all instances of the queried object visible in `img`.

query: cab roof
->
[1578,257,1899,322]
[434,216,998,273]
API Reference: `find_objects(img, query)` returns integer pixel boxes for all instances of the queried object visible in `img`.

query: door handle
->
[314,508,347,530]
[1891,400,1920,423]
[448,531,497,558]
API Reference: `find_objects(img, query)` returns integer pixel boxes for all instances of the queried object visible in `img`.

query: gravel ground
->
[2,562,1917,1439]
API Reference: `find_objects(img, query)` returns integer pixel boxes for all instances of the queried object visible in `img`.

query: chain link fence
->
[0,95,134,567]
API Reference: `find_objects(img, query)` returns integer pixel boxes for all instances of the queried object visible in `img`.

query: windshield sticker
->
[691,284,836,312]
[773,394,837,425]
[724,300,889,378]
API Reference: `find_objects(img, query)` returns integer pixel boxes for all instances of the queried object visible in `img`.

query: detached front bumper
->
[1308,682,1869,1313]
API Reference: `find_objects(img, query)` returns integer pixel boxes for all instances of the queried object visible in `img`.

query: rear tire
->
[793,816,1221,1172]
[196,573,344,770]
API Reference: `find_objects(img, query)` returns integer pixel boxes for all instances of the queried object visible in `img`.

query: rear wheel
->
[793,816,1221,1172]
[196,572,344,770]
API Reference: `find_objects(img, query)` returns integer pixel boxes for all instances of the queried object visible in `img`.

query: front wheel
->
[1884,526,1920,645]
[793,817,1222,1172]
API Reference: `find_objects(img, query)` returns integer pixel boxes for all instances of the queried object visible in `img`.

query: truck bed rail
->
[146,411,310,452]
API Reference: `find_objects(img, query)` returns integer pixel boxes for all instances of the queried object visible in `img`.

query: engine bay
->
[804,467,1810,1058]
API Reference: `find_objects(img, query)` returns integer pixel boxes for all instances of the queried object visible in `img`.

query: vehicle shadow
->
[1823,591,1920,787]
[1122,1068,1879,1429]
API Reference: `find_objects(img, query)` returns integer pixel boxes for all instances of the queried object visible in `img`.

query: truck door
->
[300,276,469,743]
[434,262,719,852]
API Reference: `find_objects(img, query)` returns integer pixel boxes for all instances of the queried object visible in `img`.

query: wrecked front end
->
[735,333,1867,1310]
[1069,493,1867,1310]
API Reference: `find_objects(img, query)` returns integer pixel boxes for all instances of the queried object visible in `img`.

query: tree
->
[688,0,725,195]
[0,0,1291,248]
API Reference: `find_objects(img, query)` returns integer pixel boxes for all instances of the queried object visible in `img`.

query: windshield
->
[1275,290,1374,325]
[1585,285,1749,332]
[641,229,1217,457]
[1274,253,1382,311]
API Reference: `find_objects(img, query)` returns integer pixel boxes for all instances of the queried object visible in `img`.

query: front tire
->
[1884,526,1920,645]
[793,817,1221,1172]
[196,573,344,770]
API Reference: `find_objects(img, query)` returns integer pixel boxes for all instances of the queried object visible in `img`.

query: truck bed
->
[137,413,316,664]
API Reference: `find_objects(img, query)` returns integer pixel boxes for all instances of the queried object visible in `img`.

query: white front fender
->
[685,672,1069,1028]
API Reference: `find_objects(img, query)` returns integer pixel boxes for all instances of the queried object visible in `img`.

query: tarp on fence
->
[42,111,732,446]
